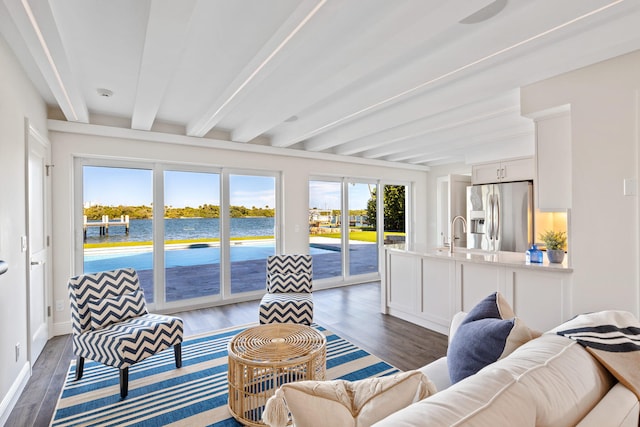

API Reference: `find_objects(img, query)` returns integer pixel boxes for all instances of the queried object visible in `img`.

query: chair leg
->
[174,343,182,368]
[119,367,129,399]
[75,357,85,381]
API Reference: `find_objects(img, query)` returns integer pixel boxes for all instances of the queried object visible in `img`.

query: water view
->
[80,167,384,305]
[84,217,275,243]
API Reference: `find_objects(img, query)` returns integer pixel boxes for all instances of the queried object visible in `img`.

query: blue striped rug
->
[51,324,399,426]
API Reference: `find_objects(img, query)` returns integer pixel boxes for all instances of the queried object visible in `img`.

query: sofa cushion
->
[262,370,436,427]
[374,334,616,427]
[447,292,535,383]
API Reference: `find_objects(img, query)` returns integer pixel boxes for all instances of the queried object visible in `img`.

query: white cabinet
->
[384,248,573,335]
[506,268,571,332]
[386,250,420,314]
[421,257,455,331]
[535,112,571,210]
[436,174,471,247]
[472,157,534,185]
[456,262,502,312]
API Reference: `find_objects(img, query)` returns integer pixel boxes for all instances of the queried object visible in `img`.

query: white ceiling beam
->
[4,0,88,122]
[186,0,326,137]
[267,0,498,149]
[331,92,521,156]
[381,126,534,163]
[271,0,627,150]
[231,0,494,144]
[360,113,532,160]
[131,0,196,131]
[307,1,636,157]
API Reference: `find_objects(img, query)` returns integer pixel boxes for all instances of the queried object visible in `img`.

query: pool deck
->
[130,242,378,303]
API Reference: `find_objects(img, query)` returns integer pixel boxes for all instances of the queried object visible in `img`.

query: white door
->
[27,127,50,364]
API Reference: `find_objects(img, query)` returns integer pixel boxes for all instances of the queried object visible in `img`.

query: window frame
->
[74,157,281,311]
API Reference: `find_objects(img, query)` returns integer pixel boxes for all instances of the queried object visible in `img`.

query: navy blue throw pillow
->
[447,292,533,384]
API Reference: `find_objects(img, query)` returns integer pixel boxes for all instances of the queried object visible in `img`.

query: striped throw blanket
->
[555,310,640,398]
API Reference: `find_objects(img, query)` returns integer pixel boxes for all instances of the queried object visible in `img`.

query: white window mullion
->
[341,179,349,280]
[220,171,231,299]
[151,164,165,310]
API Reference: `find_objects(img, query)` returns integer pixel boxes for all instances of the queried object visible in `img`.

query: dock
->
[84,215,130,239]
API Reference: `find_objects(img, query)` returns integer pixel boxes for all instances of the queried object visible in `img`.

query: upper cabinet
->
[471,157,534,185]
[535,111,572,210]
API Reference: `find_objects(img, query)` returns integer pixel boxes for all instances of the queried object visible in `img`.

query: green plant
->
[539,230,567,250]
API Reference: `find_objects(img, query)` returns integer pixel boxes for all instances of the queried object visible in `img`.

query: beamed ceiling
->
[2,0,640,168]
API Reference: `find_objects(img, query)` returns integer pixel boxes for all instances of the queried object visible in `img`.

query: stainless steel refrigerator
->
[466,181,533,252]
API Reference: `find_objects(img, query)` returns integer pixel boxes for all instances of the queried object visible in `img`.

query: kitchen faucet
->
[450,215,467,254]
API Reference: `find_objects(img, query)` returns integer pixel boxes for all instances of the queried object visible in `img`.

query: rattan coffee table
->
[227,323,327,426]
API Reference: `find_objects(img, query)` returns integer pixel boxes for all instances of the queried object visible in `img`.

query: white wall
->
[522,50,640,317]
[49,129,429,334]
[0,36,47,422]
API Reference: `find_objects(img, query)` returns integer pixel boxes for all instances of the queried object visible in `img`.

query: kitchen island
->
[382,244,572,334]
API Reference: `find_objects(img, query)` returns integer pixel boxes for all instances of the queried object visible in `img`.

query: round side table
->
[227,323,327,426]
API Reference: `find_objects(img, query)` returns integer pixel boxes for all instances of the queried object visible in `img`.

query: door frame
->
[25,120,52,365]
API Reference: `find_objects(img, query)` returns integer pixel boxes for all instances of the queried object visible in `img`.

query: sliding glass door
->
[229,174,276,294]
[82,165,155,302]
[164,170,221,302]
[78,160,279,309]
[309,180,343,281]
[383,185,407,245]
[348,182,378,276]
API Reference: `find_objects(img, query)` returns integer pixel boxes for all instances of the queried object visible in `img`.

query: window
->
[348,182,378,276]
[77,160,279,309]
[82,165,155,302]
[383,184,407,245]
[164,170,221,302]
[309,178,400,283]
[309,179,343,281]
[229,174,276,294]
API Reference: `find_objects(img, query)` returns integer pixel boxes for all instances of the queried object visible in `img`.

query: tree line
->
[84,204,275,220]
[366,185,405,232]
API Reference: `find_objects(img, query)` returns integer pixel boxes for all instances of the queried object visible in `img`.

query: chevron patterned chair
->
[259,254,314,325]
[68,268,183,399]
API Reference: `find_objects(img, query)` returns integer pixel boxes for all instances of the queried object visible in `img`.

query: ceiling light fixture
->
[190,0,327,136]
[459,0,508,24]
[300,0,625,142]
[20,0,79,121]
[96,88,114,98]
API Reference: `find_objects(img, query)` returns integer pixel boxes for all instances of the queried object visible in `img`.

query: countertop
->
[385,244,573,273]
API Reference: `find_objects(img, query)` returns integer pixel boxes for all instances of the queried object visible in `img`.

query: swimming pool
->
[83,243,334,273]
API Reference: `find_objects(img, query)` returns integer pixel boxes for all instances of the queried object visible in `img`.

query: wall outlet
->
[624,178,638,196]
[56,300,65,311]
[15,343,20,361]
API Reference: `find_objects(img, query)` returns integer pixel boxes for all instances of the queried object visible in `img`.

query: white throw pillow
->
[262,370,436,427]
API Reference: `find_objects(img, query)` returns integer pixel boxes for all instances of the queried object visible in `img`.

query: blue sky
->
[84,167,274,208]
[309,181,373,210]
[84,167,373,209]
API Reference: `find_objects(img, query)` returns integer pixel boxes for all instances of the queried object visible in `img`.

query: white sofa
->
[373,312,640,427]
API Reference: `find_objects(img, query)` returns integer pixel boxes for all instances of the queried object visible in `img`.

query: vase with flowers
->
[539,230,567,263]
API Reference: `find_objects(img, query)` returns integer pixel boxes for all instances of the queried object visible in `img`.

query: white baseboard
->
[0,362,31,426]
[53,320,72,336]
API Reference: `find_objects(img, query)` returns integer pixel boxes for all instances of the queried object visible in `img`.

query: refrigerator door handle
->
[488,194,494,241]
[495,196,500,242]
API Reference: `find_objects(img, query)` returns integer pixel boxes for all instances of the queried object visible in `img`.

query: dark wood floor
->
[6,281,448,427]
